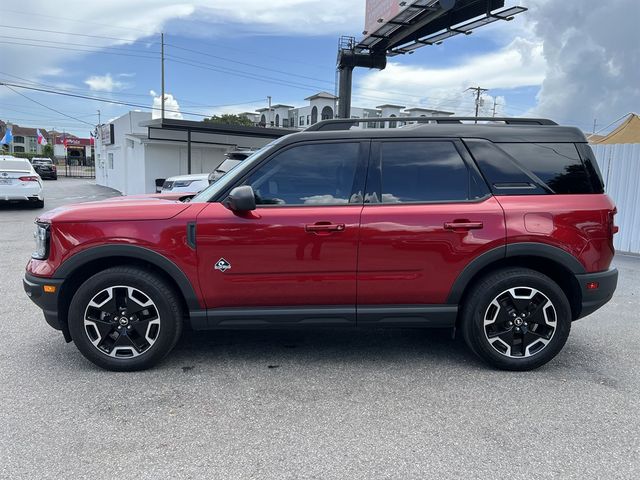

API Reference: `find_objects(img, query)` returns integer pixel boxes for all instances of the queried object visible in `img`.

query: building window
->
[275,114,280,127]
[321,106,333,120]
[260,114,266,126]
[299,117,304,126]
[13,146,25,152]
[389,114,397,129]
[311,106,318,124]
[307,115,310,125]
[108,153,114,169]
[14,136,25,144]
[283,118,289,128]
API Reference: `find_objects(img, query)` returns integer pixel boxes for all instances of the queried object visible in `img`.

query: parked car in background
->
[31,158,57,180]
[0,155,44,208]
[161,173,210,195]
[208,148,256,184]
[161,149,257,194]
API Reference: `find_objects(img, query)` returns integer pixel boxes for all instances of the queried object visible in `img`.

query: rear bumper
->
[0,184,43,200]
[23,273,65,334]
[575,268,618,319]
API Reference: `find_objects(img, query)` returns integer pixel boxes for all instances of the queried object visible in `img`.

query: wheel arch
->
[55,245,201,338]
[448,243,585,321]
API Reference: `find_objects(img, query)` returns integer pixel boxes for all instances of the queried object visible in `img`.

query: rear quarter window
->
[0,160,31,171]
[497,143,597,194]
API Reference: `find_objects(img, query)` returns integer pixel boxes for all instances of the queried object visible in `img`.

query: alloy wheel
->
[83,286,161,358]
[483,286,557,358]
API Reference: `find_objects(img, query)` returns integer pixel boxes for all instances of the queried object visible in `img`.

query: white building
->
[94,111,291,195]
[241,92,453,129]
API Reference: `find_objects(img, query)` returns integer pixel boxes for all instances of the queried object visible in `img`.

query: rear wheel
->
[68,267,183,371]
[461,268,571,371]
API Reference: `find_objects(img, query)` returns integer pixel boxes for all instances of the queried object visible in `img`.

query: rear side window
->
[498,143,597,194]
[380,141,469,203]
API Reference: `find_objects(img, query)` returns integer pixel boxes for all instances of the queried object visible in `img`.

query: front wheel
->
[68,267,183,371]
[461,268,572,371]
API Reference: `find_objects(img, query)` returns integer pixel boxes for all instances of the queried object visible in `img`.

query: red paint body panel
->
[357,197,506,304]
[496,194,616,272]
[195,203,362,308]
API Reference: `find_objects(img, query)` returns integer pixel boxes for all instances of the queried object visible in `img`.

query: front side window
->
[243,142,360,206]
[380,141,469,203]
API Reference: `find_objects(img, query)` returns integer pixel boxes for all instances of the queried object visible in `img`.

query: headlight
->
[32,223,50,260]
[174,180,195,188]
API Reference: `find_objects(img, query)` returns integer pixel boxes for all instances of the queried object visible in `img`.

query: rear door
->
[357,139,506,324]
[195,140,369,326]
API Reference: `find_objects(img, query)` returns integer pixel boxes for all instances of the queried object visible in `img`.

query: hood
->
[38,194,194,223]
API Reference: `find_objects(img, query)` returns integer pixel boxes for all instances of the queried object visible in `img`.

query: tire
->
[68,267,183,371]
[33,199,44,208]
[461,268,571,371]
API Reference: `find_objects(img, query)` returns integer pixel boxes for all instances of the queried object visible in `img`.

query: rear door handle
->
[305,222,346,233]
[444,221,484,230]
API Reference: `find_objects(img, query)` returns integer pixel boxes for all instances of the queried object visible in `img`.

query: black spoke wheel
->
[68,267,183,371]
[461,268,571,371]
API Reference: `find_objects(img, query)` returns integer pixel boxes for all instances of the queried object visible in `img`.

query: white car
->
[0,155,44,208]
[160,173,210,195]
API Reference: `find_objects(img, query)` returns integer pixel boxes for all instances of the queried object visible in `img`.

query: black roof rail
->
[305,116,558,132]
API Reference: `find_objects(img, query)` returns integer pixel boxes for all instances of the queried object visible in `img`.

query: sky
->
[0,0,638,137]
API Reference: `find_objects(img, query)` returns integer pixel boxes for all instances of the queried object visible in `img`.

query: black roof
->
[288,119,587,144]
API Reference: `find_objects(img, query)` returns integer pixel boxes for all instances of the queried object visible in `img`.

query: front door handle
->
[444,221,484,230]
[305,222,346,233]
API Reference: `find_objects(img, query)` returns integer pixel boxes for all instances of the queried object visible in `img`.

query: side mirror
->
[223,185,256,212]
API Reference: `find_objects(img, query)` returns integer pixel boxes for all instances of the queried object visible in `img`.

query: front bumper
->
[23,273,66,336]
[575,268,618,319]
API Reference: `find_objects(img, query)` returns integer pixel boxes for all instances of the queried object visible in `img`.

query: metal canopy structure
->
[337,0,527,118]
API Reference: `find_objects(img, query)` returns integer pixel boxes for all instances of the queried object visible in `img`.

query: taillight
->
[52,165,57,172]
[19,176,39,182]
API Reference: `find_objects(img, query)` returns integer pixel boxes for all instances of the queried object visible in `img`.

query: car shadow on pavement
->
[168,327,480,370]
[0,202,41,210]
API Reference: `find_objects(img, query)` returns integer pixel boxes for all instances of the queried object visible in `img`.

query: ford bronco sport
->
[23,117,618,371]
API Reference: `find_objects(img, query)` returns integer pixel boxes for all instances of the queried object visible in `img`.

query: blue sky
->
[1,0,636,136]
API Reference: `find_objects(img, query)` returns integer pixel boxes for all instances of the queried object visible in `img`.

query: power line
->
[0,24,156,44]
[0,81,264,118]
[0,34,160,55]
[0,40,158,60]
[4,85,96,126]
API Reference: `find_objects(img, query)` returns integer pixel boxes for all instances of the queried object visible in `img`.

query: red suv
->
[23,117,618,371]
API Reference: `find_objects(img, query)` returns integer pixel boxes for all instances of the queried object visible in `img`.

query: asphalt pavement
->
[1,178,638,479]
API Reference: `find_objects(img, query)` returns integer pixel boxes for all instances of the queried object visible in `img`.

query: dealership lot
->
[1,178,639,479]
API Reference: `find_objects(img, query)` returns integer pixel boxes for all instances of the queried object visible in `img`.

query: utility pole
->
[161,32,165,121]
[97,109,101,126]
[592,118,597,134]
[492,98,498,117]
[466,86,488,123]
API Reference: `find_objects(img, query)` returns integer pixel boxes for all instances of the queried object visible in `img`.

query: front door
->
[196,140,369,327]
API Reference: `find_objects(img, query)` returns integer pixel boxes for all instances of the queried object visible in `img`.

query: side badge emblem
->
[214,258,231,272]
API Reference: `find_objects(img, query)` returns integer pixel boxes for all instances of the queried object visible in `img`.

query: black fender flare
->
[446,242,586,304]
[54,244,202,311]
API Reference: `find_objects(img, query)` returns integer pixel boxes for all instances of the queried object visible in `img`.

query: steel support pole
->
[337,66,353,119]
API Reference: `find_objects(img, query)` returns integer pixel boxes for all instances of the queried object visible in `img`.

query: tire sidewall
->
[68,269,181,371]
[464,270,572,371]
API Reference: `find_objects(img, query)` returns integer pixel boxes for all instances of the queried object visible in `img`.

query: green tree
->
[42,144,54,158]
[204,114,254,127]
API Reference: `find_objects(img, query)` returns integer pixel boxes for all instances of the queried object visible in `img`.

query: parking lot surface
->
[1,179,638,479]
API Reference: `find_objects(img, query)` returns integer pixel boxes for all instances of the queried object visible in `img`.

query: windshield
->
[33,159,52,164]
[191,138,286,203]
[215,159,242,173]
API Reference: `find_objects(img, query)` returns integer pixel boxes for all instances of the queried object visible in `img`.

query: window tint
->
[498,143,595,194]
[243,142,360,206]
[464,139,547,195]
[380,141,469,203]
[576,143,605,193]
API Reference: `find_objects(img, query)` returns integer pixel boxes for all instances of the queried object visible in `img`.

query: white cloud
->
[354,38,545,114]
[84,74,125,92]
[526,0,640,126]
[150,91,183,119]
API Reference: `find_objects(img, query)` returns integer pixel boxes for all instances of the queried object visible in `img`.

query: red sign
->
[54,137,91,146]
